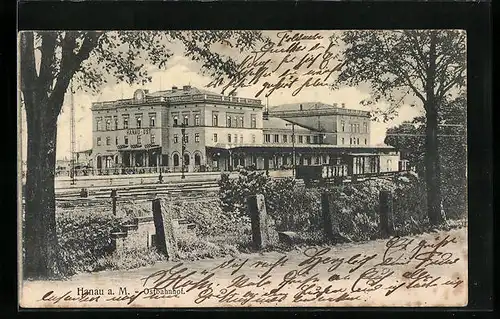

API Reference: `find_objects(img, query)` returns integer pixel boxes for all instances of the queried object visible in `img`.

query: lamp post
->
[286,122,296,177]
[174,123,187,179]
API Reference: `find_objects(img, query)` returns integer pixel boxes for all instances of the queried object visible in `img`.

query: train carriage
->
[295,152,409,186]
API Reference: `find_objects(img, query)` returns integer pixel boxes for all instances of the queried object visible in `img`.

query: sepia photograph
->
[18,30,468,308]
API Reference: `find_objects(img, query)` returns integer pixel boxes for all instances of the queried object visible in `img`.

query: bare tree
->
[335,30,466,225]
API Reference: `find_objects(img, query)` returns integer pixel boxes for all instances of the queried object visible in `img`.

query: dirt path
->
[21,227,467,308]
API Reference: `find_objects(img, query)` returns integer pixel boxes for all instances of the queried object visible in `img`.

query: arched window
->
[194,153,201,166]
[173,154,179,166]
[194,114,200,126]
[173,116,178,126]
[184,154,190,166]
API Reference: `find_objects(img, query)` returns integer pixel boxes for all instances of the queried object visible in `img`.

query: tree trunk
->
[23,96,61,279]
[424,107,444,225]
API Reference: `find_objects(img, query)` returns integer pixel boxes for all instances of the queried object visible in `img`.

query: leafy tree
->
[19,31,265,279]
[335,30,466,225]
[384,95,467,219]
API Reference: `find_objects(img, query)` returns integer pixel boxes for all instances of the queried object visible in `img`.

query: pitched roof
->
[269,102,339,112]
[263,117,311,131]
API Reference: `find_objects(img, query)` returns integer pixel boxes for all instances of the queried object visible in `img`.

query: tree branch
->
[37,33,58,94]
[49,32,102,117]
[19,32,38,114]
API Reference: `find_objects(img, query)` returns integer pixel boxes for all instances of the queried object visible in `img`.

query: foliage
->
[56,211,123,275]
[385,96,467,219]
[335,30,466,120]
[218,169,321,232]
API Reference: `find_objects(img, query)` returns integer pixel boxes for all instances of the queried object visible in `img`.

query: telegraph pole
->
[70,80,76,185]
[181,123,186,179]
[286,122,296,177]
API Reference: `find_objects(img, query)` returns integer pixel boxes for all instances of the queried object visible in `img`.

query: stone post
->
[321,192,340,242]
[111,189,118,216]
[247,194,268,250]
[379,190,395,238]
[152,199,178,259]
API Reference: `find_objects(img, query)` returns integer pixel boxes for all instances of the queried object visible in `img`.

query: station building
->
[90,86,398,174]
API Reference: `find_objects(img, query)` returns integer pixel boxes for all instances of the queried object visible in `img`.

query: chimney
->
[172,86,178,91]
[299,104,303,111]
[333,103,338,107]
[341,103,346,108]
[183,85,191,91]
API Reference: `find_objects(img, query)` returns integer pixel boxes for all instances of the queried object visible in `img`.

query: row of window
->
[264,134,314,144]
[211,112,258,128]
[173,133,201,144]
[96,134,156,146]
[340,121,368,133]
[96,114,156,131]
[340,137,367,145]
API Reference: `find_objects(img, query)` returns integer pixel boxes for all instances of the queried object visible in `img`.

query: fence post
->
[247,194,268,250]
[321,192,339,242]
[152,198,178,259]
[379,190,395,238]
[111,189,118,216]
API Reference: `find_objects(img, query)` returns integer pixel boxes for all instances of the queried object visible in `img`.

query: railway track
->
[55,180,220,201]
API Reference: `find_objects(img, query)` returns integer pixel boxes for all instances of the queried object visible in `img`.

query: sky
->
[18,31,424,161]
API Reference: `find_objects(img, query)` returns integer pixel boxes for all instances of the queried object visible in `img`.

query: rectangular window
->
[184,134,189,144]
[195,133,200,143]
[194,114,200,126]
[115,136,118,145]
[363,123,368,133]
[123,116,129,129]
[234,134,238,144]
[240,135,243,144]
[137,135,142,144]
[124,136,128,145]
[306,136,311,143]
[96,118,102,131]
[228,134,232,143]
[173,134,178,143]
[151,134,155,144]
[274,134,279,143]
[251,114,257,128]
[183,115,189,126]
[265,134,271,143]
[105,118,111,131]
[364,138,367,145]
[106,136,111,145]
[252,134,256,143]
[240,116,244,128]
[114,117,118,130]
[299,135,303,143]
[212,112,219,126]
[213,133,218,142]
[227,115,232,128]
[149,114,156,127]
[313,136,318,144]
[136,116,142,128]
[234,116,238,128]
[97,137,101,146]
[341,120,345,132]
[283,135,288,143]
[341,138,345,145]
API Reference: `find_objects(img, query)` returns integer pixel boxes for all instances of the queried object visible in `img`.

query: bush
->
[218,169,321,233]
[56,210,124,275]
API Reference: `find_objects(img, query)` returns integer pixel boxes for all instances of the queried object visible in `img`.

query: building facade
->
[90,86,396,174]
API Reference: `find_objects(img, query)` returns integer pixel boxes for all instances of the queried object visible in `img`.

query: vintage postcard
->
[18,30,467,308]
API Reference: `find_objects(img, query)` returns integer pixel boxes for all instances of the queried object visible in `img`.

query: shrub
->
[56,210,123,275]
[218,169,321,233]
